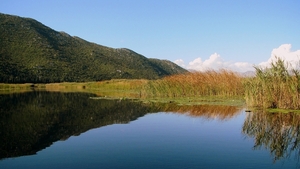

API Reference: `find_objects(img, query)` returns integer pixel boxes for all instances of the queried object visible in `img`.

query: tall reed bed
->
[244,58,300,109]
[143,69,244,98]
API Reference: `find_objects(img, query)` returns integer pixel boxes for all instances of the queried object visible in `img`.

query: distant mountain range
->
[0,13,187,83]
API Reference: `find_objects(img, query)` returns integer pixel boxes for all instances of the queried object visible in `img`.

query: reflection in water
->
[0,91,241,160]
[0,92,150,159]
[242,111,300,162]
[165,105,241,120]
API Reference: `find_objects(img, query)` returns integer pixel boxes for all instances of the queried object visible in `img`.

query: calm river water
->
[0,92,299,169]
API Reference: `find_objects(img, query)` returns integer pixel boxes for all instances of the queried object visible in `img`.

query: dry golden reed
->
[144,69,244,98]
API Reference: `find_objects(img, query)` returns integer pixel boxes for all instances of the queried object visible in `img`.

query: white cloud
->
[187,57,203,70]
[175,53,254,72]
[174,59,185,68]
[202,53,224,70]
[231,62,254,72]
[259,44,300,69]
[174,44,300,73]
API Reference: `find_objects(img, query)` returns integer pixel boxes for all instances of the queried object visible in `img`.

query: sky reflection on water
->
[0,92,299,169]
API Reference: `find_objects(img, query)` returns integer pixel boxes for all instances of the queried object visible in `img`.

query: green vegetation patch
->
[266,108,300,114]
[140,96,245,107]
[244,57,300,110]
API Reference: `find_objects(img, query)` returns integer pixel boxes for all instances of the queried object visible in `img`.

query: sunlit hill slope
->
[0,13,187,83]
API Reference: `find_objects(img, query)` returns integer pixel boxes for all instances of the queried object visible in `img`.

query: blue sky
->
[1,0,300,71]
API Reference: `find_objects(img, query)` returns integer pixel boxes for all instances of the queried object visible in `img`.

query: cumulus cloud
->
[174,44,300,72]
[174,59,185,68]
[188,53,224,71]
[175,53,254,72]
[259,44,300,69]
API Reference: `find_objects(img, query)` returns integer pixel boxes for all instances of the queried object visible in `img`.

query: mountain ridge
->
[0,13,187,83]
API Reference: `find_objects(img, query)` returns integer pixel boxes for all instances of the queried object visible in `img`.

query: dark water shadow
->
[0,91,243,160]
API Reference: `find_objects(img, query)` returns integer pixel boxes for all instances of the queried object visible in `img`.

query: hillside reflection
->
[0,92,241,159]
[243,111,300,162]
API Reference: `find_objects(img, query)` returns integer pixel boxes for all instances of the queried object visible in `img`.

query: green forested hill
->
[0,13,187,83]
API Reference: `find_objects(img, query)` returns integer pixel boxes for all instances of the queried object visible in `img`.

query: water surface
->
[0,92,299,168]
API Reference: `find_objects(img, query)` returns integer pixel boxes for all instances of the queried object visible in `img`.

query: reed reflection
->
[167,104,241,120]
[151,103,242,120]
[242,111,300,162]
